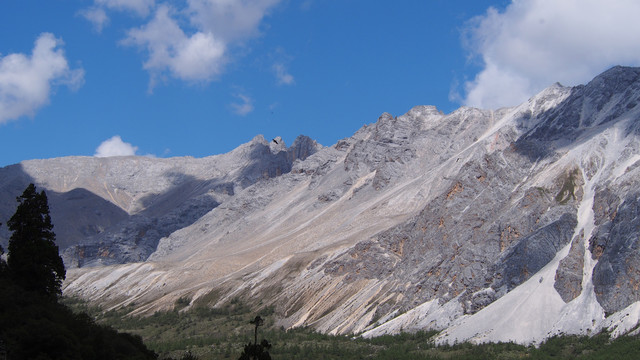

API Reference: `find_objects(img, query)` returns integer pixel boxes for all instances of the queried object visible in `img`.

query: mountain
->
[0,135,321,267]
[3,66,640,345]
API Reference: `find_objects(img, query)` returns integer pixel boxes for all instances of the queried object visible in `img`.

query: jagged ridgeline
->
[2,66,640,345]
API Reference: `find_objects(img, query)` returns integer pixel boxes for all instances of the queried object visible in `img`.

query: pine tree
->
[238,316,271,360]
[7,184,65,298]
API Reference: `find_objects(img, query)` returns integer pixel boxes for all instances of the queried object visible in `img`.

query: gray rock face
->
[592,191,640,315]
[48,188,130,250]
[494,213,577,293]
[516,66,640,160]
[62,192,221,267]
[237,135,316,187]
[324,145,580,316]
[343,111,421,189]
[554,230,585,303]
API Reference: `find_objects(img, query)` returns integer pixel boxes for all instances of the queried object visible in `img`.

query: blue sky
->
[1,0,640,167]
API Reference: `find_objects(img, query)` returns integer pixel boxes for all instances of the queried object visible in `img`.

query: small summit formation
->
[270,136,285,152]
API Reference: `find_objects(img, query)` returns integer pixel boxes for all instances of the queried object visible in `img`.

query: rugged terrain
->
[2,66,640,344]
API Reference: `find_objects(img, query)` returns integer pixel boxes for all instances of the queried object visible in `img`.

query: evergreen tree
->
[7,184,65,298]
[238,316,271,360]
[0,185,158,358]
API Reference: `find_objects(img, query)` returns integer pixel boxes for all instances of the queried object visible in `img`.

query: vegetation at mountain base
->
[237,316,272,360]
[63,295,640,360]
[0,184,157,359]
[0,279,157,359]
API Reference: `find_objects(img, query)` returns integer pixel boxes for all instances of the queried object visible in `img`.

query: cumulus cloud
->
[123,5,226,87]
[81,0,282,87]
[94,135,139,157]
[230,93,254,116]
[187,0,281,43]
[118,0,281,86]
[79,7,110,33]
[96,0,155,16]
[463,0,640,109]
[81,0,154,31]
[273,63,294,85]
[0,33,84,124]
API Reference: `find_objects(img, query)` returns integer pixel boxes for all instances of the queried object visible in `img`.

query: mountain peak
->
[591,65,640,83]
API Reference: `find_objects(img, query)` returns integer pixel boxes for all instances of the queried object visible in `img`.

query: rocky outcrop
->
[592,191,640,315]
[554,231,585,303]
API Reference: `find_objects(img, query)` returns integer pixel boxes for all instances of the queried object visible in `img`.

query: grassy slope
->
[63,296,640,360]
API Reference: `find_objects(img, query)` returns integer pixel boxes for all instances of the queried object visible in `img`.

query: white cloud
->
[95,0,154,16]
[123,5,226,88]
[118,0,281,86]
[463,0,640,109]
[273,63,294,85]
[81,0,282,88]
[94,135,138,157]
[230,93,254,116]
[78,0,155,33]
[79,7,110,33]
[186,0,282,43]
[0,33,84,124]
[81,0,154,31]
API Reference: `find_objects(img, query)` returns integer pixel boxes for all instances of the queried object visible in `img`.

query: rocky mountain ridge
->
[3,66,640,344]
[0,135,322,266]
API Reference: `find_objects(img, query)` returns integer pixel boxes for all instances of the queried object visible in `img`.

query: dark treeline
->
[0,184,157,360]
[0,277,157,359]
[70,294,640,360]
